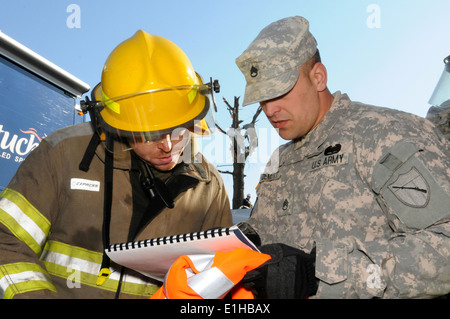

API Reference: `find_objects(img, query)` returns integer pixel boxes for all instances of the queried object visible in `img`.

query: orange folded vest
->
[150,248,270,299]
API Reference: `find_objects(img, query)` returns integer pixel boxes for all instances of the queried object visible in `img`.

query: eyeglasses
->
[122,128,189,152]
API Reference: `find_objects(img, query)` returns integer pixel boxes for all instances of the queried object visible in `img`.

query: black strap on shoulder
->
[96,138,114,287]
[98,140,127,299]
[78,132,101,172]
[78,91,102,172]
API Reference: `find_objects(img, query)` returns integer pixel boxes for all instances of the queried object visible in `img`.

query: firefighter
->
[235,16,450,298]
[0,30,232,299]
[242,193,252,208]
[427,54,450,140]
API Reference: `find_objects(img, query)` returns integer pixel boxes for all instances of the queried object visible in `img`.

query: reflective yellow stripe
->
[188,87,198,104]
[0,188,51,256]
[41,240,159,296]
[0,262,56,299]
[102,88,121,114]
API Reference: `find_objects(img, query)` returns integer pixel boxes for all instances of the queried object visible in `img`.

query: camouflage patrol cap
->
[236,16,317,106]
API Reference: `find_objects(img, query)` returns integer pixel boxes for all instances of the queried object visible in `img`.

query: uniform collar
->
[94,139,133,170]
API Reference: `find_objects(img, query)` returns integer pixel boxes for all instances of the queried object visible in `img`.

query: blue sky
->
[1,0,450,203]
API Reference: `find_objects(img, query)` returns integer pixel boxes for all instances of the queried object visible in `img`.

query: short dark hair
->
[301,49,321,74]
[313,49,321,63]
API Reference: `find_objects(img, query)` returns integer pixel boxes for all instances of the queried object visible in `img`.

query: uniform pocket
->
[315,239,348,284]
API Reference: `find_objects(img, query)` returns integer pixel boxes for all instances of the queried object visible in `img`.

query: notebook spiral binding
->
[107,227,232,252]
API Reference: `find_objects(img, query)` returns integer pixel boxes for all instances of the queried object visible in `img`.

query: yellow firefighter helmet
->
[93,30,217,144]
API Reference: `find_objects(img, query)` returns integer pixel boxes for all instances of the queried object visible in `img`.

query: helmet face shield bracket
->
[96,77,220,114]
[208,78,220,112]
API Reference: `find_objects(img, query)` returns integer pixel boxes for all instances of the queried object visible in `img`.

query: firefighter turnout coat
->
[0,122,232,299]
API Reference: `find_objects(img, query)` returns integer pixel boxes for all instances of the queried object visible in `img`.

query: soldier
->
[236,16,450,298]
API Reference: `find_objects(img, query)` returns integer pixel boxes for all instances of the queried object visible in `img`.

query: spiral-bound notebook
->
[105,225,258,281]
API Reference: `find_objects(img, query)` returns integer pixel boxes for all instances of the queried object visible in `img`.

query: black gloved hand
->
[241,243,318,299]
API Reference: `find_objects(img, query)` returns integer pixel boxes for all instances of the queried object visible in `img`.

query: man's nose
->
[158,135,172,152]
[260,100,280,118]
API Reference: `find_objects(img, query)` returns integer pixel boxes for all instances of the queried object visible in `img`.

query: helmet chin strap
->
[77,91,117,289]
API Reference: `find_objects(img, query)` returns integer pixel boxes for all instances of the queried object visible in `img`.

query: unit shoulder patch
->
[388,167,430,208]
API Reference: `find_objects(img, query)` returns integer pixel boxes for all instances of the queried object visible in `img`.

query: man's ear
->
[309,62,328,92]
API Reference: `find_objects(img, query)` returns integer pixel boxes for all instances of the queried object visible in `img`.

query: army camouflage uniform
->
[249,91,450,298]
[236,16,450,298]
